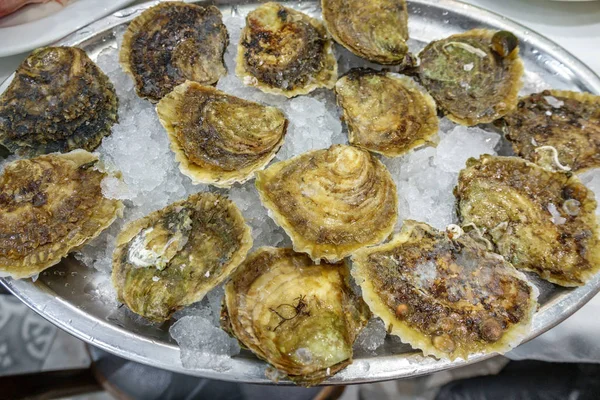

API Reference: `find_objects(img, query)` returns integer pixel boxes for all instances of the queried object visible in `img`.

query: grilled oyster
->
[455,155,600,287]
[322,0,409,64]
[335,69,438,157]
[255,145,397,262]
[0,46,118,156]
[352,220,538,360]
[0,150,123,279]
[419,29,524,126]
[503,90,600,173]
[236,2,337,97]
[222,247,369,386]
[120,2,228,102]
[157,81,287,187]
[112,193,252,322]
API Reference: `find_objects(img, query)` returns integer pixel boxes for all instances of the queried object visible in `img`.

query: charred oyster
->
[0,150,124,279]
[502,90,600,173]
[236,2,337,97]
[352,220,538,360]
[157,81,287,187]
[455,155,600,287]
[222,247,369,386]
[120,2,228,102]
[419,29,524,126]
[322,0,409,64]
[255,145,398,262]
[335,69,438,157]
[0,47,118,156]
[112,193,252,322]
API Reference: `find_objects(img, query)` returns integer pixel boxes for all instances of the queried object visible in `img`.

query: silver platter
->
[2,0,600,385]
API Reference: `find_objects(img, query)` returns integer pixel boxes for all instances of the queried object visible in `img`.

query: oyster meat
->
[419,29,524,126]
[455,155,600,287]
[236,2,337,97]
[352,220,538,360]
[112,193,252,322]
[222,247,369,386]
[322,0,409,64]
[157,81,287,187]
[255,145,398,262]
[0,150,124,279]
[503,90,600,173]
[335,69,438,157]
[0,46,118,156]
[120,2,228,102]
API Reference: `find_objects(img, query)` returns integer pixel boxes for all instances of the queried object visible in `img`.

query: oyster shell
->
[419,29,524,126]
[255,145,398,262]
[502,90,600,173]
[235,2,337,97]
[112,193,252,322]
[222,247,369,386]
[322,0,409,64]
[352,220,538,361]
[156,81,287,187]
[335,69,438,157]
[0,46,118,156]
[455,155,600,287]
[0,150,123,279]
[120,2,228,102]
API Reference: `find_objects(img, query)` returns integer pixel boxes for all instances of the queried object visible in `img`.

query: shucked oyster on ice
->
[120,2,228,102]
[502,90,600,173]
[112,193,252,322]
[335,69,438,157]
[352,220,538,361]
[236,2,338,97]
[0,150,124,279]
[0,47,118,156]
[157,81,287,187]
[222,247,370,386]
[322,0,409,65]
[255,145,398,262]
[455,155,600,287]
[419,29,524,126]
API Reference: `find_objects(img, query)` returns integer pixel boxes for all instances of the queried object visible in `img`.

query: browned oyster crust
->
[112,193,252,322]
[236,2,337,97]
[322,0,409,64]
[255,145,398,262]
[352,220,538,360]
[120,2,228,102]
[0,47,118,156]
[503,90,600,173]
[223,247,369,386]
[156,81,287,187]
[455,155,600,287]
[335,69,438,157]
[0,150,123,279]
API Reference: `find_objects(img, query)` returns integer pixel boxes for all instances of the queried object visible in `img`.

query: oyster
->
[322,0,409,64]
[352,220,538,360]
[256,145,397,262]
[455,155,600,286]
[222,247,369,386]
[236,2,337,97]
[120,2,228,102]
[112,193,252,322]
[335,69,438,157]
[0,47,118,156]
[502,90,600,173]
[419,29,524,126]
[0,150,123,279]
[157,81,287,187]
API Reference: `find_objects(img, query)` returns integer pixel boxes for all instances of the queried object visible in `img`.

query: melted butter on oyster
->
[157,81,287,187]
[222,247,369,386]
